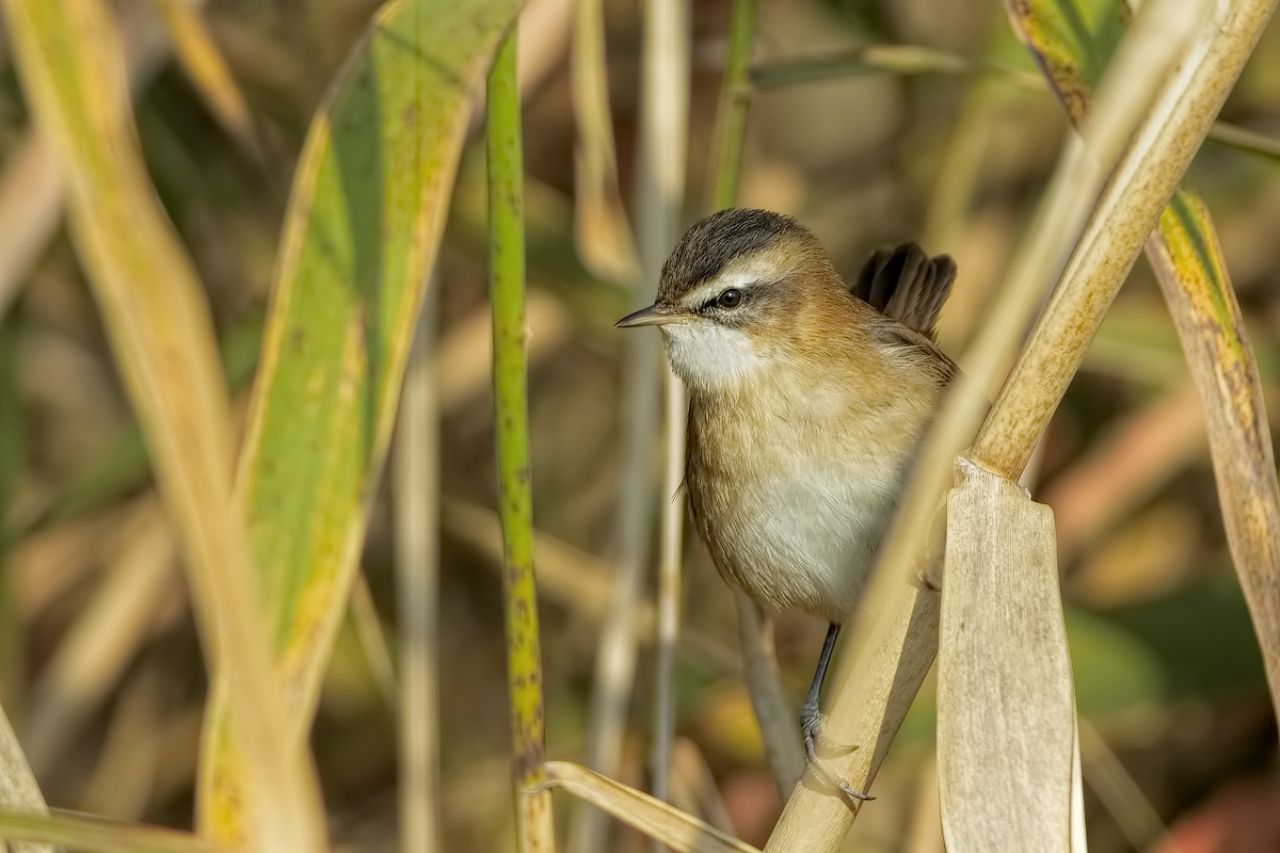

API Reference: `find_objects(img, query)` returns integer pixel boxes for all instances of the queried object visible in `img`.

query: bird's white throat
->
[660,322,771,392]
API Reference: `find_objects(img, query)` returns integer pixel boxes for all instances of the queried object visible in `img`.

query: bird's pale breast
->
[687,374,925,620]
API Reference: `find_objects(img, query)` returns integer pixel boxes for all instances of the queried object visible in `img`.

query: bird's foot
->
[800,698,874,803]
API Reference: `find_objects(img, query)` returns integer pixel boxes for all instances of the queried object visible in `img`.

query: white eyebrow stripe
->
[679,253,789,307]
[680,270,762,307]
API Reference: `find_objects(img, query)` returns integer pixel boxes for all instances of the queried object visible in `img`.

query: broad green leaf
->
[1005,0,1280,730]
[3,1,324,848]
[198,0,521,840]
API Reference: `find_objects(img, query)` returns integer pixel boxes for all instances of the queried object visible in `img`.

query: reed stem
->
[394,295,441,853]
[707,0,757,212]
[645,0,692,819]
[487,26,556,852]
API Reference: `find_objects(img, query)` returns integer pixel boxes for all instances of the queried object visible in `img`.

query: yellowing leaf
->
[1149,192,1280,720]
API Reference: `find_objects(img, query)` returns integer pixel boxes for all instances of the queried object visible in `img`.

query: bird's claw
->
[800,700,874,803]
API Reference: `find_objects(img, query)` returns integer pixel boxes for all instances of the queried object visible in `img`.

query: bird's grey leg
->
[801,622,874,803]
[800,622,840,753]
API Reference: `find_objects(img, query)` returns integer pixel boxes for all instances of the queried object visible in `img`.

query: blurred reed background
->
[0,0,1277,851]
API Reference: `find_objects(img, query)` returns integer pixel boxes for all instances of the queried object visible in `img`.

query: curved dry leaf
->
[542,761,760,853]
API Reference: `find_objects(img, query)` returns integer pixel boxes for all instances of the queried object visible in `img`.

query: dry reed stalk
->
[570,0,689,847]
[571,150,660,853]
[1078,720,1176,851]
[1147,190,1280,724]
[394,302,442,852]
[903,755,943,853]
[349,572,398,711]
[667,738,735,836]
[79,664,166,821]
[24,503,175,773]
[733,592,802,795]
[644,0,691,819]
[654,361,688,807]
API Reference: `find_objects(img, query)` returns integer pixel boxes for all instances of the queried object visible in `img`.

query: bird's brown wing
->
[852,243,956,341]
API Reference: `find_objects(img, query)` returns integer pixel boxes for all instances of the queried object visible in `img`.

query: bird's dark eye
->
[717,288,743,309]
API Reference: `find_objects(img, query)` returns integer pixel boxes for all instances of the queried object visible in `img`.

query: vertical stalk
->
[571,63,660,853]
[394,294,440,853]
[0,314,21,716]
[646,0,691,816]
[488,27,556,852]
[571,2,690,850]
[571,285,656,853]
[706,0,756,212]
[735,591,803,793]
[652,364,686,811]
[644,0,692,814]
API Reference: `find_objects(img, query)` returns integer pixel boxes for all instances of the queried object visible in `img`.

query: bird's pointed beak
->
[616,303,677,328]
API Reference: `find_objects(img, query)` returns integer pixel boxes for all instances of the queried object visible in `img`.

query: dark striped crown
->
[657,208,811,302]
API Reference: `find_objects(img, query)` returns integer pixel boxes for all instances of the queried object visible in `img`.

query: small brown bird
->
[617,208,956,798]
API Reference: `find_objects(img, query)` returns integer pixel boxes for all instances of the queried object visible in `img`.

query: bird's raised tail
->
[852,243,956,341]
